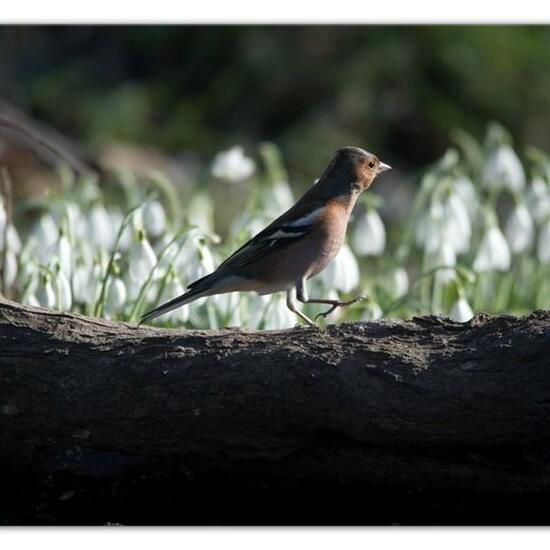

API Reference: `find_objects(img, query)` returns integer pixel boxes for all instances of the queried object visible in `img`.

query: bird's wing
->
[214,202,326,275]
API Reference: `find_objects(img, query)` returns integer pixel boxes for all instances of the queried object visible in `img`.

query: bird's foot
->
[314,295,365,321]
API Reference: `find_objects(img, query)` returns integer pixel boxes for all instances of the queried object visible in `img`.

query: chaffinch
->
[140,146,391,326]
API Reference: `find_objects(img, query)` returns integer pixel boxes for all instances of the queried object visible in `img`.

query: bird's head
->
[332,146,391,194]
[305,146,391,204]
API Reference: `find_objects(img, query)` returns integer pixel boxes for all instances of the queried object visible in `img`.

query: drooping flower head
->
[211,146,255,183]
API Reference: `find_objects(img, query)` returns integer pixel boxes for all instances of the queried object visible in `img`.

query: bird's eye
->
[368,161,375,168]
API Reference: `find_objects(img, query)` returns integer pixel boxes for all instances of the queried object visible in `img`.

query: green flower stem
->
[533,261,547,309]
[148,171,181,230]
[431,275,443,314]
[19,271,37,305]
[494,271,514,312]
[419,251,432,312]
[473,272,487,311]
[206,300,219,330]
[59,201,77,308]
[395,175,435,265]
[127,228,191,323]
[383,264,456,317]
[117,171,141,211]
[93,204,142,317]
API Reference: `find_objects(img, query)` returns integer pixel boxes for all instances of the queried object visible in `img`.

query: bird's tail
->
[139,283,211,325]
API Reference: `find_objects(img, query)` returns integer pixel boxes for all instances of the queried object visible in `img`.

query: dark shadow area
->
[1,462,549,526]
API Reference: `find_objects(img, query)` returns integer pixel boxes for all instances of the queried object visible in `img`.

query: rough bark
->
[1,298,550,524]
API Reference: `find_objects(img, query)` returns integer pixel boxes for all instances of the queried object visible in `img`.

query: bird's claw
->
[314,295,365,321]
[314,305,337,321]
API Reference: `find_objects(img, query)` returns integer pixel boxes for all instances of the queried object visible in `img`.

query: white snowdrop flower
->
[36,276,56,308]
[154,232,175,256]
[109,208,123,231]
[104,276,127,318]
[525,177,550,224]
[473,224,511,272]
[417,194,471,256]
[430,241,457,285]
[18,252,38,285]
[108,209,130,251]
[211,146,255,183]
[0,201,8,242]
[505,202,534,254]
[537,220,550,264]
[449,296,474,323]
[131,205,144,230]
[66,202,84,240]
[48,231,72,277]
[0,198,6,233]
[128,232,157,283]
[186,242,216,284]
[481,145,525,193]
[52,201,82,241]
[200,244,216,274]
[75,240,95,269]
[126,233,158,303]
[2,249,17,288]
[187,193,214,233]
[416,200,443,254]
[361,301,383,321]
[87,204,115,250]
[108,276,127,310]
[72,266,87,303]
[414,213,430,250]
[29,214,58,261]
[55,269,73,310]
[352,208,386,256]
[154,233,180,277]
[0,224,22,254]
[8,224,21,254]
[145,279,160,304]
[58,233,72,276]
[73,262,101,304]
[385,267,409,299]
[34,213,58,244]
[143,200,167,240]
[263,293,297,330]
[93,260,108,303]
[125,273,142,302]
[168,231,201,274]
[321,244,360,293]
[118,220,134,253]
[453,175,477,212]
[444,193,471,254]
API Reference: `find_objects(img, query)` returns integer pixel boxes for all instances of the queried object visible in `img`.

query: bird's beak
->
[377,161,392,174]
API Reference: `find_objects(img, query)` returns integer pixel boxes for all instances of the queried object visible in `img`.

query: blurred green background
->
[2,25,550,180]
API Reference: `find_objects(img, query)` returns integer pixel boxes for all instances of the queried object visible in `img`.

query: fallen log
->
[1,298,549,524]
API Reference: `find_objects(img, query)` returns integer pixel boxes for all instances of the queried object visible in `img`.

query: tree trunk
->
[1,298,550,525]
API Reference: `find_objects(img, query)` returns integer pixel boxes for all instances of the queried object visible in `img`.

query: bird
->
[140,146,391,326]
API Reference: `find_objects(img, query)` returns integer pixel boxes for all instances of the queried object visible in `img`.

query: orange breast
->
[306,199,352,278]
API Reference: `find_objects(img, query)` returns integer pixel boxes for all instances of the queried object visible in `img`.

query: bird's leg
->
[286,287,316,327]
[296,279,364,321]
